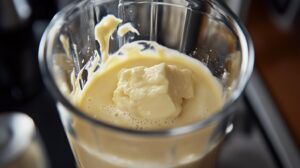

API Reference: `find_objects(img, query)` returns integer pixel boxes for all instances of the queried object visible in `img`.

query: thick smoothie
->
[72,15,223,130]
[66,15,224,168]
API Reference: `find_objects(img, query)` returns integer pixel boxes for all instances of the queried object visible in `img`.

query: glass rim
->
[39,0,254,137]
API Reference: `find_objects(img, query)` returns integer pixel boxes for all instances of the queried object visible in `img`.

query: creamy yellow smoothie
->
[65,15,225,168]
[71,15,224,130]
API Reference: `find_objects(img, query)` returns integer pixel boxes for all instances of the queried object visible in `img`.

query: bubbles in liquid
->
[91,102,179,130]
[86,101,209,130]
[126,111,177,130]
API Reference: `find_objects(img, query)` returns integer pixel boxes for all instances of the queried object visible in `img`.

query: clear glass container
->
[39,0,254,167]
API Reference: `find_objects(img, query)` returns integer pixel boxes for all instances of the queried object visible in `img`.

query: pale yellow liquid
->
[64,41,224,168]
[73,41,223,130]
[69,135,221,168]
[65,15,224,168]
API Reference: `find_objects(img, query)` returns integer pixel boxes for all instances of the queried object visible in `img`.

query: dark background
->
[0,0,299,167]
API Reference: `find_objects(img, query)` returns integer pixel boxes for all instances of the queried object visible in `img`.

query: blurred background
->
[0,0,299,167]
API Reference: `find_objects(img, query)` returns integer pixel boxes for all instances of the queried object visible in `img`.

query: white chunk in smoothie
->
[72,15,224,130]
